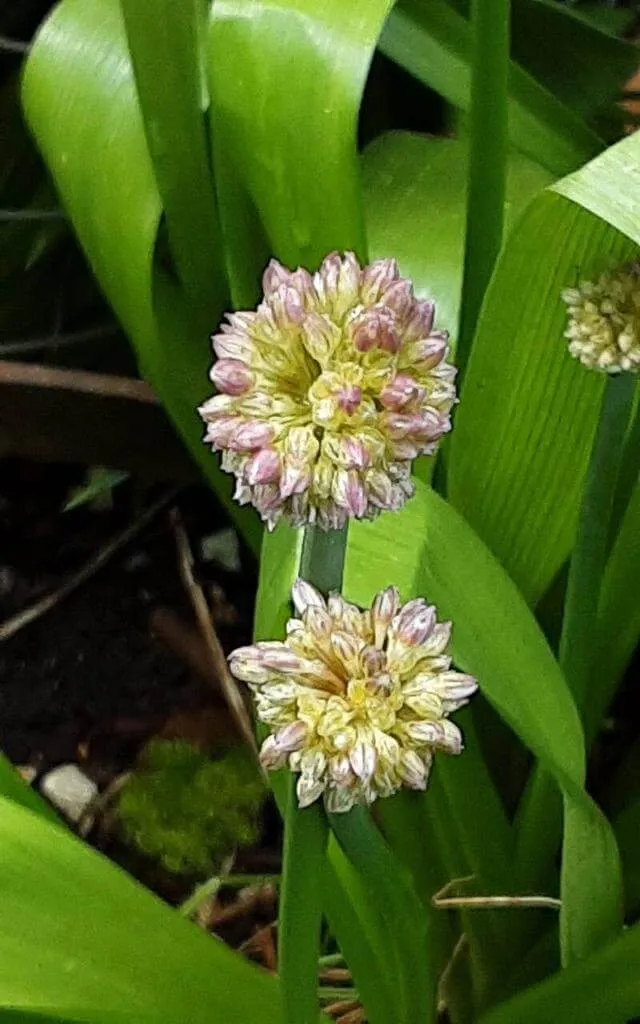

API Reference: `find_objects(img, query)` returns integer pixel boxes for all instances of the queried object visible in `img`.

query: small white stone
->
[199,528,241,572]
[40,764,98,822]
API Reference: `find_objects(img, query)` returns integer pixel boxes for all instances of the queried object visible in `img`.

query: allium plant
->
[230,580,476,812]
[16,0,640,1022]
[199,252,455,529]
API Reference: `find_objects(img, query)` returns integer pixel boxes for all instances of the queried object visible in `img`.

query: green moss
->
[118,740,265,876]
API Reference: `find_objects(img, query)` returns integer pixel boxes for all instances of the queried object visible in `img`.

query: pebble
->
[39,764,98,822]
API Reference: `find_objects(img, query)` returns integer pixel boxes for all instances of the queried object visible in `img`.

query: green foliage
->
[13,0,640,1022]
[118,741,265,876]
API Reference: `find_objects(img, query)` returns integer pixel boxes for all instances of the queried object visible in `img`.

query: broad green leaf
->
[0,754,58,824]
[208,0,394,276]
[344,481,622,963]
[22,0,262,554]
[448,131,640,606]
[0,796,289,1023]
[120,0,228,319]
[479,920,640,1024]
[361,132,552,339]
[378,0,602,176]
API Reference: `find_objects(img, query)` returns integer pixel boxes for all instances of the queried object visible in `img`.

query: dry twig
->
[432,875,561,911]
[171,510,259,758]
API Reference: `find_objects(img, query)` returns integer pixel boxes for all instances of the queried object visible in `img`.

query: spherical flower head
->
[199,252,456,530]
[562,264,640,374]
[229,580,477,813]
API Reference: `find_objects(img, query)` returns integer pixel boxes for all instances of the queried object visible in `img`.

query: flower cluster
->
[199,252,456,530]
[562,264,640,374]
[229,581,476,813]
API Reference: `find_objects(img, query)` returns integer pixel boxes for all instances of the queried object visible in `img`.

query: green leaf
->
[279,780,329,1024]
[329,807,435,1024]
[63,468,129,512]
[479,920,640,1024]
[456,0,510,378]
[208,0,394,274]
[378,0,603,176]
[342,480,622,963]
[0,796,290,1023]
[0,754,59,824]
[22,0,262,555]
[361,132,552,341]
[448,131,640,606]
[120,0,228,319]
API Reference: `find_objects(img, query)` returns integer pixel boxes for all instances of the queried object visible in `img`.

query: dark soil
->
[0,458,256,772]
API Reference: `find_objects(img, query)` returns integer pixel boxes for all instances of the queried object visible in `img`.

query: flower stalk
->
[515,371,636,894]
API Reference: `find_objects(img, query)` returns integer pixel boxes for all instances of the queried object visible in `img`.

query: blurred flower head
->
[562,264,640,374]
[229,580,476,813]
[199,252,456,530]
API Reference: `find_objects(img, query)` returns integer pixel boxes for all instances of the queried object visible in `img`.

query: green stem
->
[514,374,636,890]
[299,524,348,594]
[280,778,329,1024]
[279,523,348,1024]
[329,807,433,1024]
[560,372,637,708]
[456,0,510,382]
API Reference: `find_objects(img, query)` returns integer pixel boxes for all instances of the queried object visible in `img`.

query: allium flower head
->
[562,264,640,374]
[199,252,456,529]
[229,581,476,813]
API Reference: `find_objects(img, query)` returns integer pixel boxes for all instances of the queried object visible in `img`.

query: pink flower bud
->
[360,258,399,304]
[245,447,281,485]
[372,586,400,645]
[203,415,243,447]
[350,740,377,781]
[341,437,370,470]
[274,720,308,753]
[404,299,435,341]
[405,721,443,744]
[262,258,290,295]
[366,469,395,510]
[212,332,255,362]
[360,646,386,676]
[211,358,254,396]
[259,734,288,769]
[392,599,436,646]
[400,750,429,789]
[382,279,413,318]
[349,308,399,353]
[336,384,362,414]
[332,469,367,517]
[305,606,333,637]
[408,333,449,369]
[292,579,325,616]
[230,421,274,451]
[257,643,306,672]
[302,312,339,363]
[280,462,312,499]
[270,284,305,325]
[379,374,425,410]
